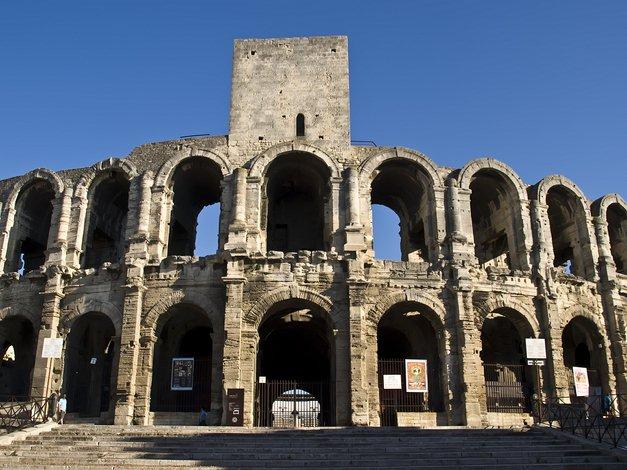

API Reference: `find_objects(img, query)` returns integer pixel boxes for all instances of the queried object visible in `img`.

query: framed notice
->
[383,374,402,390]
[405,359,428,393]
[171,357,194,391]
[525,338,547,360]
[573,367,589,397]
[41,338,64,358]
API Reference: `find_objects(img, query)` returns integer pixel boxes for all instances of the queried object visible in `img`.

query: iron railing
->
[534,394,627,448]
[255,380,335,428]
[0,396,49,432]
[378,359,433,426]
[483,363,533,413]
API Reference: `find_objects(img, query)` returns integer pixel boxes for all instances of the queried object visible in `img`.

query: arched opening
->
[150,304,213,415]
[376,302,444,426]
[480,309,534,413]
[469,169,522,270]
[0,316,36,400]
[7,179,55,274]
[372,205,402,260]
[264,152,330,253]
[255,299,335,427]
[63,312,116,417]
[296,113,305,137]
[606,203,627,274]
[83,172,130,268]
[562,316,609,398]
[370,159,432,262]
[167,157,222,256]
[546,186,591,278]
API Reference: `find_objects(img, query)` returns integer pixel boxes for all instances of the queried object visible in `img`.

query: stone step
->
[3,466,627,470]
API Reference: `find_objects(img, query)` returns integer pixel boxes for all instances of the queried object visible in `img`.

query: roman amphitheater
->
[0,36,625,429]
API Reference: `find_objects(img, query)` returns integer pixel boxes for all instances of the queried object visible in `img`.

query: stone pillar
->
[30,272,65,399]
[113,173,152,424]
[330,176,343,251]
[347,275,370,425]
[66,187,89,269]
[343,168,365,252]
[221,259,246,424]
[113,275,146,424]
[449,287,487,427]
[0,207,16,273]
[225,168,248,253]
[46,187,73,266]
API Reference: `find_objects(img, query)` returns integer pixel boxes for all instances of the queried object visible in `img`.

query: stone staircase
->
[0,424,625,469]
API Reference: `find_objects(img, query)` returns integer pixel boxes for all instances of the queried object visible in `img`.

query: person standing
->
[57,394,67,424]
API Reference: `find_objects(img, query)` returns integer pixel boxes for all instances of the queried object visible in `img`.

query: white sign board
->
[525,338,547,360]
[90,357,97,365]
[41,338,63,358]
[383,374,402,390]
[258,376,267,384]
[573,367,589,397]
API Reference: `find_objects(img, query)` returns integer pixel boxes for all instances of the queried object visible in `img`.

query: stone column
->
[30,272,65,399]
[113,275,146,424]
[113,173,152,424]
[66,187,89,269]
[450,287,487,427]
[347,276,370,425]
[46,187,73,267]
[221,259,246,424]
[225,168,248,253]
[344,168,365,252]
[0,206,16,273]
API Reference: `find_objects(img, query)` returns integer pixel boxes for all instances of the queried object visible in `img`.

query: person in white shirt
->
[57,394,67,424]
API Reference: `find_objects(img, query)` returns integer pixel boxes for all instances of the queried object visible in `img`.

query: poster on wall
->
[41,338,64,358]
[573,367,589,397]
[171,357,194,391]
[405,359,428,393]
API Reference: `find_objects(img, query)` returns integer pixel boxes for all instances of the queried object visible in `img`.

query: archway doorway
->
[480,309,535,413]
[0,316,36,400]
[63,312,116,417]
[255,299,335,427]
[562,316,609,399]
[376,302,444,426]
[264,152,331,252]
[150,305,213,416]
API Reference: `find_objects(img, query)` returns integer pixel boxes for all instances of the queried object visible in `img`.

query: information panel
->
[405,359,428,393]
[41,338,64,358]
[525,338,547,360]
[171,357,194,391]
[226,388,245,426]
[573,367,589,397]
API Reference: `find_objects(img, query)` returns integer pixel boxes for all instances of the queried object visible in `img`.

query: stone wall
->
[0,36,624,428]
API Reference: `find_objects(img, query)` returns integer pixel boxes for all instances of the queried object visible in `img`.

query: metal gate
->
[484,363,532,413]
[255,380,335,427]
[378,359,429,426]
[150,357,212,412]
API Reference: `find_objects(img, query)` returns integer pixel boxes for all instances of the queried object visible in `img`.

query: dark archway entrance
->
[480,310,534,413]
[64,312,116,417]
[264,152,331,252]
[255,300,335,427]
[0,316,36,400]
[562,316,609,399]
[150,305,213,414]
[376,302,444,426]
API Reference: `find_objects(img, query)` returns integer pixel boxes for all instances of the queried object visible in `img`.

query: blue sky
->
[1,1,625,257]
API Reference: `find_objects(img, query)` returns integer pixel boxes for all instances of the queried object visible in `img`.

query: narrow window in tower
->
[296,113,305,137]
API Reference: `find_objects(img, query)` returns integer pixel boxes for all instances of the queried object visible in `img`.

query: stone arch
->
[367,290,446,328]
[458,158,527,203]
[532,174,589,207]
[61,298,123,336]
[591,193,627,221]
[5,169,64,209]
[473,297,540,338]
[358,147,443,189]
[248,141,341,179]
[561,304,607,334]
[244,286,334,330]
[153,147,232,189]
[0,304,40,329]
[142,290,221,335]
[76,158,138,195]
